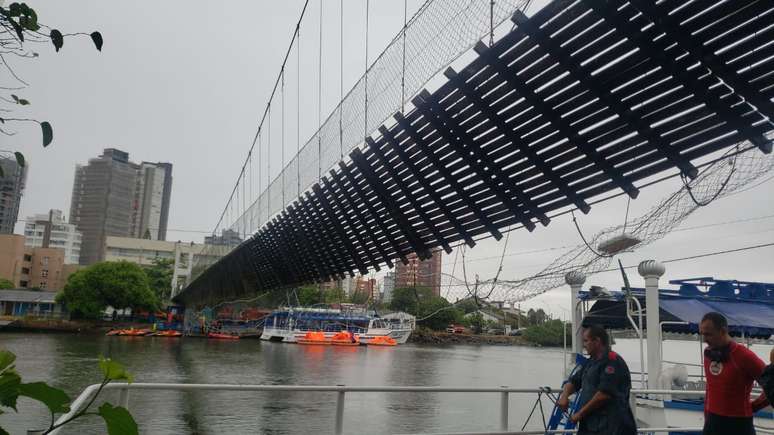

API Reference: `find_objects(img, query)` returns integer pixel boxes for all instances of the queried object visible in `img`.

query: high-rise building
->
[24,209,82,264]
[394,248,443,297]
[69,149,173,265]
[0,155,27,235]
[382,272,395,304]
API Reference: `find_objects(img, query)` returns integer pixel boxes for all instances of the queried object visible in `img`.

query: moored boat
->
[207,332,240,340]
[116,328,152,336]
[330,331,360,346]
[364,335,397,346]
[151,330,182,337]
[297,331,330,345]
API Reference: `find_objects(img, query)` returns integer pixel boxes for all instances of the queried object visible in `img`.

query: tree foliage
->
[522,319,571,347]
[0,278,14,290]
[0,2,102,173]
[143,258,174,302]
[57,262,158,319]
[389,287,463,331]
[0,350,137,435]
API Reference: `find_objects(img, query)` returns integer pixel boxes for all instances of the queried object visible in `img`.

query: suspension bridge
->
[174,0,774,307]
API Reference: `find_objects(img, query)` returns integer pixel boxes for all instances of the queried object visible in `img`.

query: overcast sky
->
[6,1,774,316]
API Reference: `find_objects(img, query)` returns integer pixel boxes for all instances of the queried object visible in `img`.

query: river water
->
[0,333,771,434]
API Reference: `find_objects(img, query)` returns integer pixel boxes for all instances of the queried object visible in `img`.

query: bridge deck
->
[177,0,774,305]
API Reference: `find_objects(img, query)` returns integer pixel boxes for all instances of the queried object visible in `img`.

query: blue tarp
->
[660,297,774,337]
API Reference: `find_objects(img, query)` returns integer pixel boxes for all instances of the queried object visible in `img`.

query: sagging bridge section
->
[176,0,774,306]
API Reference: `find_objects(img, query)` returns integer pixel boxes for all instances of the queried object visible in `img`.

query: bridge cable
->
[282,68,286,207]
[267,103,272,218]
[318,0,323,181]
[297,22,302,197]
[340,0,344,160]
[489,0,495,46]
[364,0,370,141]
[211,0,310,235]
[401,0,407,112]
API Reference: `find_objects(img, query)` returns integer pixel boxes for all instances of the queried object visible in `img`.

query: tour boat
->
[260,307,414,344]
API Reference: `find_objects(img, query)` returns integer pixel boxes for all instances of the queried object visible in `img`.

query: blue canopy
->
[660,297,774,337]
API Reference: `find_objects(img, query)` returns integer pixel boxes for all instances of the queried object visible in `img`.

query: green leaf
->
[9,18,24,42]
[8,3,21,17]
[18,382,70,414]
[18,99,29,106]
[0,351,15,373]
[41,121,53,147]
[13,152,24,168]
[0,425,10,435]
[98,403,138,435]
[98,357,132,383]
[50,29,63,52]
[90,31,103,51]
[11,95,19,104]
[0,370,21,411]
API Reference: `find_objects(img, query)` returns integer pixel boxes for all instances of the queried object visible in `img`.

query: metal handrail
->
[50,384,716,435]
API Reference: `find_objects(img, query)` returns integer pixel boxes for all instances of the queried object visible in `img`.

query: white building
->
[24,210,82,264]
[130,162,173,241]
[103,236,224,300]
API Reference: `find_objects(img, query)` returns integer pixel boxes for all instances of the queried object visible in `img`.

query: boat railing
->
[50,384,746,435]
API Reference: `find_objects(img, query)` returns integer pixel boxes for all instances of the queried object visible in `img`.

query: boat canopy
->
[581,278,774,339]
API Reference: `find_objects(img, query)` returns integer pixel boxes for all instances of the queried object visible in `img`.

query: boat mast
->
[565,271,586,358]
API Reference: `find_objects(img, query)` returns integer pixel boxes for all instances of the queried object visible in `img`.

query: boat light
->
[597,233,642,256]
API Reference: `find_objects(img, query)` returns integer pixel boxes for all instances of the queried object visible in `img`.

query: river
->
[0,333,771,434]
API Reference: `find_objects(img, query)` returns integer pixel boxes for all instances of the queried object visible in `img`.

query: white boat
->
[259,307,414,344]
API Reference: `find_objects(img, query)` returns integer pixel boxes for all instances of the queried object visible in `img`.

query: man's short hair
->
[701,312,728,330]
[585,324,610,347]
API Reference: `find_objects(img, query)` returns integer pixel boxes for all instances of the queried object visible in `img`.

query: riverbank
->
[0,317,149,333]
[408,328,530,345]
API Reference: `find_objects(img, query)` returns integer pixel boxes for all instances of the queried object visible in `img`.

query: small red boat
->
[115,328,151,336]
[365,336,397,346]
[297,331,330,345]
[207,332,239,340]
[330,331,360,346]
[151,330,182,337]
[105,329,122,336]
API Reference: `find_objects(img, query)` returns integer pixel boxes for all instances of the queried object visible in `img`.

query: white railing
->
[50,384,726,435]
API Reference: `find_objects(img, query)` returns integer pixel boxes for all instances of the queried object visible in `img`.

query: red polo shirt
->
[704,340,766,417]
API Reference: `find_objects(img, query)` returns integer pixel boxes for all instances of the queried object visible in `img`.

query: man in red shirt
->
[700,312,769,434]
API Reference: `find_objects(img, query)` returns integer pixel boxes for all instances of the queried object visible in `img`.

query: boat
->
[330,331,360,346]
[364,335,397,346]
[207,332,240,340]
[297,331,330,345]
[151,330,182,337]
[105,329,122,336]
[115,328,151,336]
[553,265,774,433]
[260,307,414,344]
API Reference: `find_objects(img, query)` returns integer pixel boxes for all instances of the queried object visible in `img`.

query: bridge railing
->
[47,384,756,434]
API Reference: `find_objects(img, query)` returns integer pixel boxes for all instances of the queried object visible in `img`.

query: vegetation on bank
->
[522,319,572,347]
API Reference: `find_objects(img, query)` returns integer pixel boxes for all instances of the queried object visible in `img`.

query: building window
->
[23,254,32,262]
[42,257,49,266]
[20,280,28,288]
[21,267,30,275]
[41,270,48,278]
[40,282,47,289]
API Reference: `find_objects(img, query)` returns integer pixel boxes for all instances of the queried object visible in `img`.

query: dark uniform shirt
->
[569,350,636,435]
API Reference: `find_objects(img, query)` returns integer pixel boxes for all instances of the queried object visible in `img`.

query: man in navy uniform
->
[557,325,636,435]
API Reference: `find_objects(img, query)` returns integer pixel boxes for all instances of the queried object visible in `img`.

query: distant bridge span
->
[176,0,774,306]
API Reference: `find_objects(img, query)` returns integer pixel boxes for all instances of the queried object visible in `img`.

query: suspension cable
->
[211,0,310,235]
[297,22,301,197]
[401,0,407,113]
[364,0,370,140]
[340,0,345,160]
[281,69,286,206]
[318,0,323,180]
